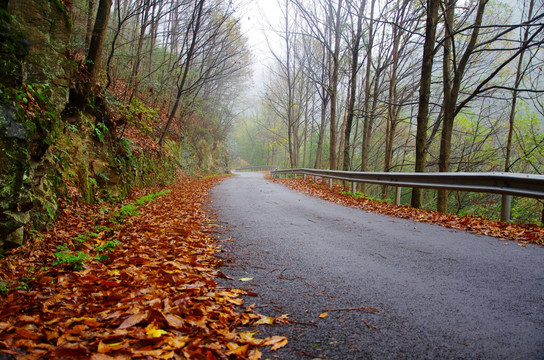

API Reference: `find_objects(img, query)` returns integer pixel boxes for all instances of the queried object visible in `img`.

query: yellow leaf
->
[226,343,249,356]
[319,312,328,318]
[163,269,181,274]
[248,348,262,360]
[255,315,275,325]
[145,323,167,338]
[226,297,244,305]
[262,336,288,351]
[72,317,94,322]
[239,277,253,282]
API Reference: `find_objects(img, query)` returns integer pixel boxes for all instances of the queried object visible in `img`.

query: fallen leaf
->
[145,323,168,338]
[319,312,328,319]
[118,312,148,329]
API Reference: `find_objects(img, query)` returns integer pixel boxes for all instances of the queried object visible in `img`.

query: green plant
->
[341,190,381,202]
[95,254,110,262]
[94,225,113,233]
[116,98,158,135]
[112,203,140,222]
[89,177,98,188]
[74,234,89,244]
[15,277,35,291]
[53,246,89,270]
[135,190,171,206]
[0,281,10,294]
[65,122,78,133]
[93,122,108,142]
[96,172,110,182]
[95,240,121,253]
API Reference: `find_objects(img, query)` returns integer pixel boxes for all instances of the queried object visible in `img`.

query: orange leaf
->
[226,343,249,356]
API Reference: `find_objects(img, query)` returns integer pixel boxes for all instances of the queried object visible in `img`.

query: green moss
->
[0,9,12,23]
[50,0,72,29]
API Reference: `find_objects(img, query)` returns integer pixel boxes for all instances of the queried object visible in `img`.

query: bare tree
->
[411,0,440,208]
[342,0,365,171]
[436,0,488,213]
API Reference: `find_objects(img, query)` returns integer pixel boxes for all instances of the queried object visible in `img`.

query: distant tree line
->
[231,0,544,222]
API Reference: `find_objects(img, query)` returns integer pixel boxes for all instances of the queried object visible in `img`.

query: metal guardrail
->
[271,168,544,222]
[234,165,278,172]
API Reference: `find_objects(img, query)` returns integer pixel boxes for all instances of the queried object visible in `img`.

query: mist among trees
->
[230,0,544,222]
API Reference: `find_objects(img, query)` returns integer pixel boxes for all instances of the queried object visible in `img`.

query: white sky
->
[237,0,283,96]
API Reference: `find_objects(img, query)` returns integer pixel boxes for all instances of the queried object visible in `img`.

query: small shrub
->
[135,190,171,206]
[74,234,89,243]
[95,240,120,253]
[112,203,140,223]
[53,250,89,270]
[95,254,110,262]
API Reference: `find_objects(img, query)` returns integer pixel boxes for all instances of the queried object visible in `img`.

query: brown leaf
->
[162,313,185,329]
[15,328,41,340]
[118,312,148,329]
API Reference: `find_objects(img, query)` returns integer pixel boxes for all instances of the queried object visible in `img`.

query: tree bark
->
[436,0,487,213]
[129,0,151,100]
[86,0,113,85]
[343,0,364,172]
[411,0,440,208]
[505,0,534,172]
[329,0,343,170]
[85,0,96,49]
[360,0,376,193]
[159,0,205,146]
[314,92,328,168]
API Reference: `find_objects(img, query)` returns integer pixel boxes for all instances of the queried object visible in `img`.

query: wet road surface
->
[210,172,544,359]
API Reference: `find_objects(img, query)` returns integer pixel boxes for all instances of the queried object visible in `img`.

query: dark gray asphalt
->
[210,172,544,359]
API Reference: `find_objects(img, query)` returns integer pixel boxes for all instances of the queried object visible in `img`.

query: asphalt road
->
[210,172,544,359]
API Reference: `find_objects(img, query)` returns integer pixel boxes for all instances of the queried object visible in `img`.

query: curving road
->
[210,172,544,359]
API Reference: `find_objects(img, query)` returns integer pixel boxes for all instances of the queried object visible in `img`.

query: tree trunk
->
[505,0,533,172]
[411,0,439,208]
[159,0,205,146]
[86,0,113,85]
[314,94,328,169]
[382,15,402,199]
[437,0,487,213]
[329,0,343,170]
[129,1,151,100]
[85,0,95,49]
[360,0,376,180]
[343,0,364,172]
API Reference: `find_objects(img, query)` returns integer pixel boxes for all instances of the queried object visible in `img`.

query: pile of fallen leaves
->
[0,176,287,359]
[271,177,544,245]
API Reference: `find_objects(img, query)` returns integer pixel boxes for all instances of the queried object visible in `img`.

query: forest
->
[0,0,252,248]
[0,0,543,250]
[231,0,544,223]
[0,0,542,358]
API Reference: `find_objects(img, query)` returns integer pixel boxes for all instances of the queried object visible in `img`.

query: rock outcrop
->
[0,0,71,248]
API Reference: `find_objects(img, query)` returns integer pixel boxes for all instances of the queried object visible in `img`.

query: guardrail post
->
[395,187,402,206]
[303,174,306,180]
[352,182,357,194]
[501,194,512,222]
[329,178,333,188]
[294,174,297,179]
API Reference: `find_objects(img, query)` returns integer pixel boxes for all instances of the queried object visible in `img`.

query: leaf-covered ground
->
[0,176,287,359]
[270,176,544,245]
